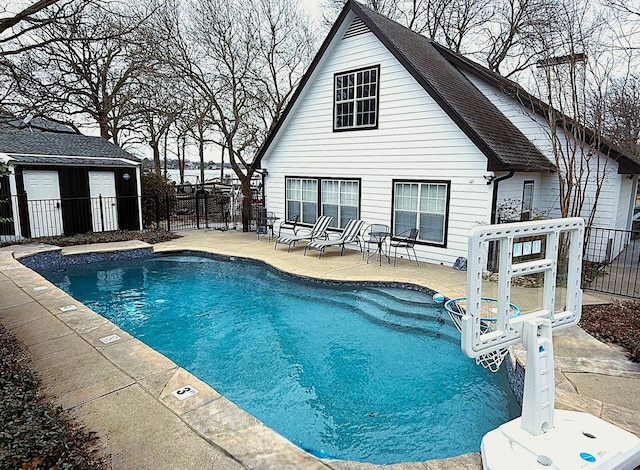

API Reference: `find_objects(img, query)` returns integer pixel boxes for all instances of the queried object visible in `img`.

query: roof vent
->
[343,17,369,39]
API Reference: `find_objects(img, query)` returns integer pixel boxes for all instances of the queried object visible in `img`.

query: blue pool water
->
[41,254,519,464]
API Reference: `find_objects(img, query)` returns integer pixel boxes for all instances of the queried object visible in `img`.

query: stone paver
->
[1,229,639,470]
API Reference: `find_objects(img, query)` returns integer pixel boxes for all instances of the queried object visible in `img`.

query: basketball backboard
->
[461,217,584,360]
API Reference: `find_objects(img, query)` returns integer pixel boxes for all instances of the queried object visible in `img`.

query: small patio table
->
[366,231,391,266]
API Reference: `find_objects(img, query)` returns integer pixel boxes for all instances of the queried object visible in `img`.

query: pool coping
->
[2,232,639,469]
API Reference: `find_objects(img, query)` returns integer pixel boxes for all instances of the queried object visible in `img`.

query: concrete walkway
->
[1,229,639,469]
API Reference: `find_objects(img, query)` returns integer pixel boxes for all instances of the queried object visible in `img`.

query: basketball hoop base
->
[481,409,640,469]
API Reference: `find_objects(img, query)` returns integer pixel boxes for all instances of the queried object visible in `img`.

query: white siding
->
[263,14,492,265]
[465,70,628,231]
[495,173,544,221]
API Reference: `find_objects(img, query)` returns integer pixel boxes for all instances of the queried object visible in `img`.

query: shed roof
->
[6,154,137,167]
[0,121,140,165]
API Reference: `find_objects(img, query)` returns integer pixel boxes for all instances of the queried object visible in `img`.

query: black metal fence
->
[3,196,638,298]
[582,227,640,298]
[0,194,139,239]
[0,186,265,242]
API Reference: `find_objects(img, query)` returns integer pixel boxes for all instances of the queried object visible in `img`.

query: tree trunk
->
[241,179,253,232]
[199,137,205,185]
[152,141,161,176]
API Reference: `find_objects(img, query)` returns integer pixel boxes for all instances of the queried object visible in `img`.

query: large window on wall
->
[321,180,359,228]
[334,65,379,131]
[286,178,318,224]
[285,177,360,229]
[393,181,450,246]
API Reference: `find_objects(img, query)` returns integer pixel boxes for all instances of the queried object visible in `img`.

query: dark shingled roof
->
[351,1,555,172]
[431,43,640,174]
[0,123,140,165]
[7,155,137,167]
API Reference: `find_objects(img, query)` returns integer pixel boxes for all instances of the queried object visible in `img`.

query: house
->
[257,0,640,266]
[0,116,142,240]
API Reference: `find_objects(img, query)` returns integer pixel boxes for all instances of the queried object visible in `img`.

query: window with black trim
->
[392,181,450,246]
[286,178,318,225]
[285,177,360,229]
[334,65,379,130]
[521,181,534,221]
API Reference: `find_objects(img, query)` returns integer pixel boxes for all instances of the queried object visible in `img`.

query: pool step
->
[347,289,459,343]
[283,287,459,343]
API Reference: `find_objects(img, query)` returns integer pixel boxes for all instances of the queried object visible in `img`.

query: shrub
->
[0,324,108,469]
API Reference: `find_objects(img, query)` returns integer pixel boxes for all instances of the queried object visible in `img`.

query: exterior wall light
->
[483,175,495,184]
[123,173,131,181]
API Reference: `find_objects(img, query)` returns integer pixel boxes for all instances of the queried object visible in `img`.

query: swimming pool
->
[40,253,519,464]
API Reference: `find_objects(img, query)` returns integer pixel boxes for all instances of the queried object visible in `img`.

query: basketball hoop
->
[444,297,518,372]
[475,347,509,373]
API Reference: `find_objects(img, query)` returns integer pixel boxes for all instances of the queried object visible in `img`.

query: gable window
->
[286,177,360,229]
[521,181,534,221]
[393,181,450,246]
[334,65,379,131]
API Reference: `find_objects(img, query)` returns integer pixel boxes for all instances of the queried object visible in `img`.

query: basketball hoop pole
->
[462,218,640,469]
[520,318,554,436]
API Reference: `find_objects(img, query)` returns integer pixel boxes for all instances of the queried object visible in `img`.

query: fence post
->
[204,192,209,228]
[99,194,105,232]
[165,193,171,232]
[195,191,201,229]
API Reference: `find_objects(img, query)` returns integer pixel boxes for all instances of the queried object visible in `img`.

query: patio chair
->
[303,218,365,258]
[389,228,420,266]
[274,215,333,252]
[256,209,273,240]
[275,214,299,238]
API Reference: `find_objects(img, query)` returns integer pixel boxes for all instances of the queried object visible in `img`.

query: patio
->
[1,228,639,469]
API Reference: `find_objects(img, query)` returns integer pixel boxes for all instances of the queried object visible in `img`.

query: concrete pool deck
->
[0,228,639,469]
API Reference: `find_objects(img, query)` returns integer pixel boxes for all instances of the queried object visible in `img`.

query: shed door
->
[23,170,63,237]
[89,171,118,232]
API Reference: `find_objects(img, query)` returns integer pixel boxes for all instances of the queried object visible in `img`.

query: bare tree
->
[150,0,315,230]
[1,0,89,115]
[183,96,216,185]
[604,0,640,17]
[527,0,617,226]
[603,74,640,157]
[9,4,154,143]
[135,75,184,176]
[0,0,88,54]
[481,0,559,76]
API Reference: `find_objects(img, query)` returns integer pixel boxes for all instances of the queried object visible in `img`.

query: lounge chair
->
[304,218,365,258]
[274,215,333,252]
[389,228,420,266]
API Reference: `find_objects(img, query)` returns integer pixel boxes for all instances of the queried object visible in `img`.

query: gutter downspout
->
[490,170,515,224]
